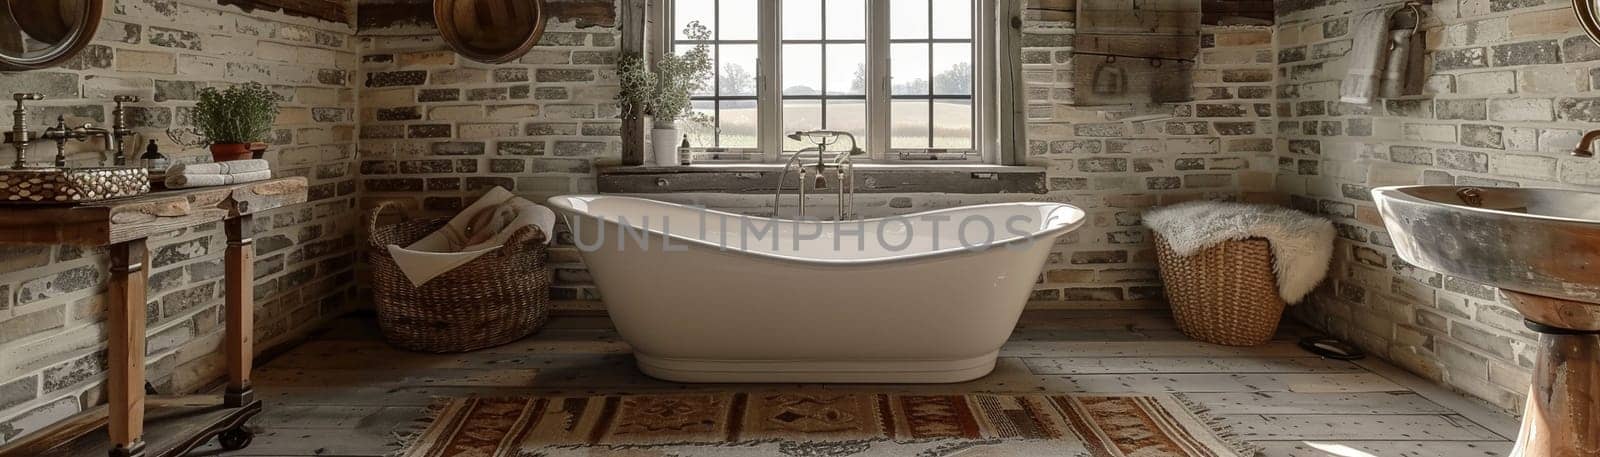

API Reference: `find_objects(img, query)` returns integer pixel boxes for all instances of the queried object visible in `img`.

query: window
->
[667,0,1002,163]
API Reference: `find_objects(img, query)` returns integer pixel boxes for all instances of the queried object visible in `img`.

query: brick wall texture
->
[0,0,1572,438]
[355,1,1279,308]
[1275,0,1600,412]
[0,0,360,441]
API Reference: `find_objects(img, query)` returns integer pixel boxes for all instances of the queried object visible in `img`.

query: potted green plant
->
[191,82,280,162]
[618,22,713,166]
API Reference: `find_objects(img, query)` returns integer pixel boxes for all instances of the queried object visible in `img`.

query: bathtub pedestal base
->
[633,351,1000,384]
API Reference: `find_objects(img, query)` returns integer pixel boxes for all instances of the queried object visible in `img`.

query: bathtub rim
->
[547,194,1085,268]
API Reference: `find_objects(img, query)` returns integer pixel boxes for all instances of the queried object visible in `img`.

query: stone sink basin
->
[1372,185,1600,305]
[1372,185,1599,457]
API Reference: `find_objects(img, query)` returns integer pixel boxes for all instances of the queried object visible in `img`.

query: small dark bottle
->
[679,135,693,165]
[139,139,169,173]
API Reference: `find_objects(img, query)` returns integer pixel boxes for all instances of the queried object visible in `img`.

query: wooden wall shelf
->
[0,177,308,457]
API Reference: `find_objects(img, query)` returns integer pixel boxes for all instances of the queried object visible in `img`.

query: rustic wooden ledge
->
[0,177,305,457]
[597,164,1047,194]
[0,177,307,246]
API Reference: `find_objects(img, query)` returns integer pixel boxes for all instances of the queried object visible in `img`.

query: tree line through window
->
[674,0,977,158]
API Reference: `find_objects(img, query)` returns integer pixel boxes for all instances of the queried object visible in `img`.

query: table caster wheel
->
[218,427,254,450]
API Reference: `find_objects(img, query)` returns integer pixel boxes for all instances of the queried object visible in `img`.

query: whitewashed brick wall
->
[0,0,360,441]
[1275,0,1600,412]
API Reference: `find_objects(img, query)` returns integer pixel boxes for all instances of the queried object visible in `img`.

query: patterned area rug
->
[397,392,1254,457]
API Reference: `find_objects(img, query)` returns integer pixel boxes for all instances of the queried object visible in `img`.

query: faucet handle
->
[113,95,140,103]
[13,93,43,102]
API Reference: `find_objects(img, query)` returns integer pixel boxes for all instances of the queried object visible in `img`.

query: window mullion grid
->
[758,0,782,162]
[926,0,935,149]
[712,0,722,148]
[866,0,891,160]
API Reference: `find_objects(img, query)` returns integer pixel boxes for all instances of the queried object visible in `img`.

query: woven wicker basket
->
[367,201,551,353]
[1154,234,1286,347]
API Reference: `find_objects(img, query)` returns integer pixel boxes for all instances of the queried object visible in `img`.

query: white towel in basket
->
[386,186,556,286]
[1143,201,1335,304]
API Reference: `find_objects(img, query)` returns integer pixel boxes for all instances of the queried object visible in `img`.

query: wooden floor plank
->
[1183,392,1454,415]
[1254,440,1512,457]
[1023,356,1361,375]
[1224,414,1503,441]
[1041,373,1408,393]
[1001,340,1310,357]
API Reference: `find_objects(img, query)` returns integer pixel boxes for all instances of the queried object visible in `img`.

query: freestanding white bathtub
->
[546,195,1086,383]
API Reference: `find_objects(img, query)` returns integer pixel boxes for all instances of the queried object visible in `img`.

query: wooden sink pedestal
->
[1502,291,1600,457]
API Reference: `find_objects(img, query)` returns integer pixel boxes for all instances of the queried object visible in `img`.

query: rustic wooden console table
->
[0,177,308,457]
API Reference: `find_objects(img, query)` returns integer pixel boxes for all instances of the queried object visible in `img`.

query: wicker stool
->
[367,202,551,353]
[1154,234,1286,347]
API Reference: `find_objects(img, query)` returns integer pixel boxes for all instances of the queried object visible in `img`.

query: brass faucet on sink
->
[5,93,143,169]
[1572,129,1600,157]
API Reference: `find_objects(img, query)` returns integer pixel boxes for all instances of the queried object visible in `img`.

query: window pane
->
[784,0,821,40]
[890,0,929,39]
[826,44,865,95]
[930,0,971,39]
[891,99,930,149]
[720,0,758,40]
[678,44,715,97]
[719,99,759,148]
[825,0,866,40]
[825,99,867,144]
[783,44,823,95]
[933,99,972,149]
[684,100,716,147]
[676,0,715,40]
[720,45,758,96]
[890,43,929,95]
[932,43,971,95]
[783,99,823,151]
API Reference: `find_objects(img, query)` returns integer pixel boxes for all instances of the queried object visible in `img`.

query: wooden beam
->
[620,0,648,165]
[217,0,351,24]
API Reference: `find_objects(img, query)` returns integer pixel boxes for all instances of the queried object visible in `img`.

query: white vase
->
[652,126,681,166]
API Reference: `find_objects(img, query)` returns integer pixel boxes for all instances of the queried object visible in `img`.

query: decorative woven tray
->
[0,167,151,205]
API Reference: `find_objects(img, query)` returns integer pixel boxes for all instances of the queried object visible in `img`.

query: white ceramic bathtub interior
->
[547,195,1086,383]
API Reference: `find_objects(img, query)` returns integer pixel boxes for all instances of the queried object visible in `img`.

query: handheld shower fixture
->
[774,130,866,220]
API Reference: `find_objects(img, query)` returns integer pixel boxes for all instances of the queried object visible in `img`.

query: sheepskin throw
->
[1143,201,1335,304]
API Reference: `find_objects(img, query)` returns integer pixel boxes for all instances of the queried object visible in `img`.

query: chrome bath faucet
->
[774,130,866,220]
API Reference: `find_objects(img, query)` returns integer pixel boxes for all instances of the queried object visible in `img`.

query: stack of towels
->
[386,186,557,286]
[165,159,273,189]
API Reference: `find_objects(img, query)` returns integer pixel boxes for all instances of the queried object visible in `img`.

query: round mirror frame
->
[434,0,547,64]
[1578,0,1600,46]
[0,0,105,71]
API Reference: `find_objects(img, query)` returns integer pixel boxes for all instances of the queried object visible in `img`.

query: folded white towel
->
[1143,201,1335,304]
[1340,7,1400,105]
[164,170,274,188]
[386,186,557,286]
[168,159,270,175]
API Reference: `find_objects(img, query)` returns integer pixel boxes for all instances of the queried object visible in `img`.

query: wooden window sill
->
[596,164,1046,194]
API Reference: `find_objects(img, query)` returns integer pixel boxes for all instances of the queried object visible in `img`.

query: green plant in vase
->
[618,21,713,166]
[191,82,280,162]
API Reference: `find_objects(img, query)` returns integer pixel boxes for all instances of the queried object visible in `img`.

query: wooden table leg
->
[108,239,147,457]
[225,215,255,408]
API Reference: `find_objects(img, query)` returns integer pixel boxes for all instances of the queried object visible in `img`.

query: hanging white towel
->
[385,186,556,286]
[168,159,271,175]
[164,170,274,188]
[1379,29,1414,99]
[1340,6,1401,105]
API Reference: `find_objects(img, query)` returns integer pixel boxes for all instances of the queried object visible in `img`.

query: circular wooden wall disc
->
[435,0,546,64]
